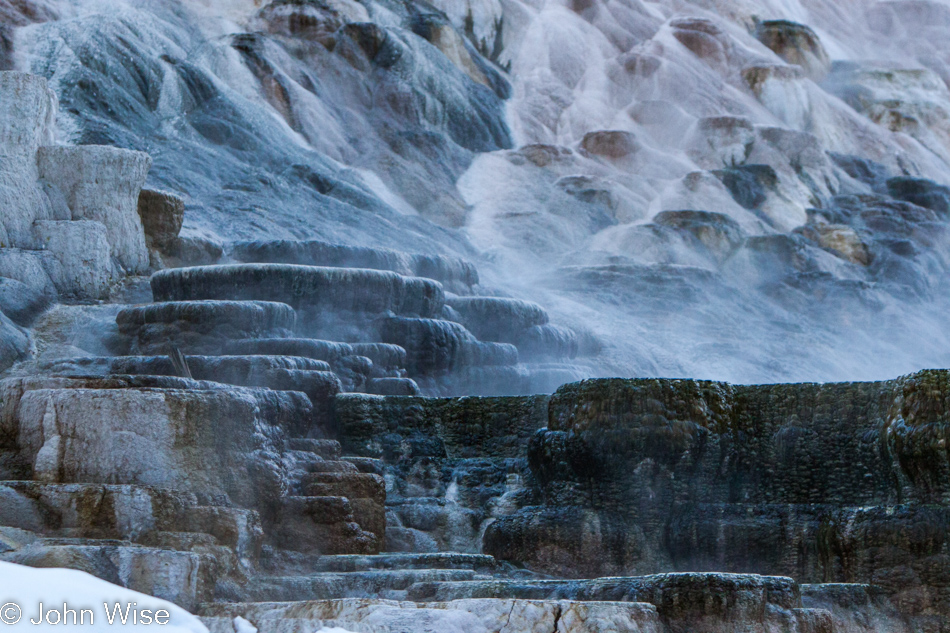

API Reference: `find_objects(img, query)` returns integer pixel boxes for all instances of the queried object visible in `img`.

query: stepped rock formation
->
[0,73,150,304]
[2,0,950,631]
[10,0,950,383]
[4,363,948,630]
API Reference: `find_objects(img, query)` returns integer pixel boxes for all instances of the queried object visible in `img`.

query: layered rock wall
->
[481,371,950,626]
[335,392,548,553]
[0,71,157,371]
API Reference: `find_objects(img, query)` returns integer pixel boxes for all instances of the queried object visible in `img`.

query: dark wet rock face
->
[137,188,184,267]
[887,176,950,216]
[334,391,550,553]
[714,164,778,212]
[481,371,950,629]
[319,374,939,628]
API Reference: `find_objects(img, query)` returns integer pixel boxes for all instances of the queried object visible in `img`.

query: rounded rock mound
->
[447,296,549,344]
[225,337,355,362]
[754,19,830,80]
[116,300,296,354]
[230,239,479,292]
[151,264,445,320]
[117,300,295,329]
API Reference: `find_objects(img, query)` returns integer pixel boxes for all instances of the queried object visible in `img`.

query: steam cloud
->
[12,0,950,383]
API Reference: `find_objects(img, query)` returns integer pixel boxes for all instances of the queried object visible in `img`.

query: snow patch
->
[0,562,207,633]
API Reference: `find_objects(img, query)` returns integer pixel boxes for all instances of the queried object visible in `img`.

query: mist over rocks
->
[229,239,480,294]
[2,0,950,631]
[8,0,950,380]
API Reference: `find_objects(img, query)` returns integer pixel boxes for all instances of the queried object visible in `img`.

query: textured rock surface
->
[482,371,950,628]
[116,301,296,354]
[366,377,422,396]
[9,386,287,506]
[335,392,548,552]
[231,241,479,294]
[446,297,548,344]
[225,338,357,363]
[377,317,515,374]
[196,259,563,397]
[0,71,56,247]
[336,392,549,460]
[138,189,185,248]
[0,481,260,552]
[32,220,113,299]
[755,20,831,80]
[516,325,579,360]
[0,372,387,592]
[4,0,950,629]
[202,598,661,633]
[0,481,262,609]
[138,188,185,267]
[350,343,408,369]
[49,354,332,379]
[0,311,30,372]
[45,354,341,427]
[0,72,154,307]
[0,276,51,327]
[37,145,151,274]
[0,250,57,319]
[152,265,445,339]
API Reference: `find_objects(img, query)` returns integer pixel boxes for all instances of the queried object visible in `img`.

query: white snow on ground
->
[0,562,208,633]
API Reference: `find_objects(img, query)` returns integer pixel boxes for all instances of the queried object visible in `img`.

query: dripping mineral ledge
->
[3,366,948,631]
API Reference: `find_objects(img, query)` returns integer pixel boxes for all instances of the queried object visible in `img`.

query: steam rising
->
[13,0,950,383]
